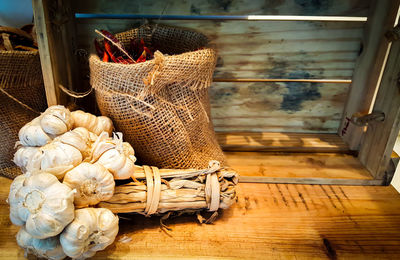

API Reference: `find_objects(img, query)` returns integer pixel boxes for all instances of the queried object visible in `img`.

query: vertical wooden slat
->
[32,0,58,106]
[358,26,400,180]
[338,0,400,150]
[32,0,78,107]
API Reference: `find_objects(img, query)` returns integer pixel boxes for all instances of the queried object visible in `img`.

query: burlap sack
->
[90,25,225,169]
[0,51,47,178]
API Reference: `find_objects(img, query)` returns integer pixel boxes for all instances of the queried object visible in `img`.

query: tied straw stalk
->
[99,161,238,220]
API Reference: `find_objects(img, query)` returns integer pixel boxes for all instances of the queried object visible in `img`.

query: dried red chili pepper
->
[102,52,109,62]
[143,46,153,57]
[136,50,147,63]
[104,41,118,63]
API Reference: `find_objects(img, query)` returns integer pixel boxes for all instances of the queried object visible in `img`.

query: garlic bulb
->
[18,117,52,147]
[8,172,75,239]
[71,110,113,136]
[55,127,97,159]
[91,132,136,180]
[63,162,115,207]
[40,105,73,136]
[29,141,83,179]
[13,146,40,171]
[18,105,73,147]
[60,208,119,259]
[17,226,66,260]
[8,174,26,226]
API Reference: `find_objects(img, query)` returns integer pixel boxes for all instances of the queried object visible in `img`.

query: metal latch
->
[385,24,400,42]
[350,111,385,126]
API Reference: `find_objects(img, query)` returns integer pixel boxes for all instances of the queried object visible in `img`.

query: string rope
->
[0,87,40,115]
[58,84,93,98]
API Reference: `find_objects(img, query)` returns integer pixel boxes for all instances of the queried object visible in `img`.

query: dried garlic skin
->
[13,146,40,171]
[71,110,113,136]
[60,208,119,259]
[8,172,75,239]
[35,141,83,179]
[40,105,73,136]
[63,162,115,207]
[17,226,66,260]
[8,174,26,226]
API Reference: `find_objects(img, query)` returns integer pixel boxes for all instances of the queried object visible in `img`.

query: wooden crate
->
[32,0,400,185]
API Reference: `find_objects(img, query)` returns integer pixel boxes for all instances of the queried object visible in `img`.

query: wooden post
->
[32,0,58,106]
[338,0,400,150]
[32,0,78,106]
[358,25,400,180]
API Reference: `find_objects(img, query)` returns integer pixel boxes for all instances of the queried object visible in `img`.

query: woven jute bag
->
[90,25,226,169]
[0,51,47,178]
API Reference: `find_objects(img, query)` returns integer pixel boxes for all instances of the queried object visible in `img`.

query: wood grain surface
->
[225,152,372,180]
[69,0,369,133]
[216,132,350,152]
[73,0,371,16]
[210,82,349,132]
[2,176,400,259]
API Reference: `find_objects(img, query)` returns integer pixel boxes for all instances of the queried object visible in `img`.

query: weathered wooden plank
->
[72,0,371,16]
[210,82,349,133]
[217,132,350,152]
[2,175,400,259]
[358,25,400,180]
[32,0,78,106]
[225,152,373,180]
[339,0,400,150]
[32,0,58,106]
[239,176,383,185]
[76,20,364,79]
[75,21,360,133]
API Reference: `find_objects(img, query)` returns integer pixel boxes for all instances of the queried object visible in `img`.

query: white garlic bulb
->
[54,127,97,159]
[32,141,83,179]
[8,172,75,239]
[18,117,52,147]
[60,208,119,259]
[91,132,136,180]
[97,149,136,180]
[40,105,73,136]
[18,105,73,147]
[13,146,40,171]
[63,162,115,207]
[71,110,113,136]
[16,226,66,260]
[8,174,26,226]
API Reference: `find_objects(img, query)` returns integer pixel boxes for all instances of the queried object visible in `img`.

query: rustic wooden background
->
[71,0,371,133]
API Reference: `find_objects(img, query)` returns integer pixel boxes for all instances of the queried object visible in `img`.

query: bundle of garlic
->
[9,105,238,259]
[9,106,120,259]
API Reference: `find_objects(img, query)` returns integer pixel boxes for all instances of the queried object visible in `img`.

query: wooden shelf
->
[1,176,400,259]
[217,132,351,153]
[216,132,379,185]
[225,151,380,185]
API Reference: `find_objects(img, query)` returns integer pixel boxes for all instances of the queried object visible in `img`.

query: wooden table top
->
[1,175,400,259]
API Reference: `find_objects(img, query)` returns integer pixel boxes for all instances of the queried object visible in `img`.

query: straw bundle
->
[99,161,238,218]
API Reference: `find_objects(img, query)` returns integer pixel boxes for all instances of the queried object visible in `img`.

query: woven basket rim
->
[89,47,216,68]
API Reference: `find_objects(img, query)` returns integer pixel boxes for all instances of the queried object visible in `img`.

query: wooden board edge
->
[338,0,400,150]
[239,176,384,186]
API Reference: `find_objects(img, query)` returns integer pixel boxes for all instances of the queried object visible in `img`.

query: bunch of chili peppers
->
[94,29,155,64]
